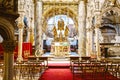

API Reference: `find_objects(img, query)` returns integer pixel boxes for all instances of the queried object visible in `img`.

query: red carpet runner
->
[39,63,119,80]
[39,68,82,80]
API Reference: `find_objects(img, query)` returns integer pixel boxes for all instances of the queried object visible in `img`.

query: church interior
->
[0,0,120,80]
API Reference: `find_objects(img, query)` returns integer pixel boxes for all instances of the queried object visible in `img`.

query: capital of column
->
[78,0,87,3]
[2,40,16,52]
[95,24,101,29]
[86,27,94,32]
[37,0,42,2]
[35,0,42,3]
[17,17,24,29]
[18,22,24,29]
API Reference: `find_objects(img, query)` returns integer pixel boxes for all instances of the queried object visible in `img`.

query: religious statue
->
[52,18,69,42]
[52,25,58,41]
[58,18,64,31]
[51,18,70,57]
[64,25,69,37]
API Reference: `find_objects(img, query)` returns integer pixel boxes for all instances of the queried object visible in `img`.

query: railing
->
[72,60,120,79]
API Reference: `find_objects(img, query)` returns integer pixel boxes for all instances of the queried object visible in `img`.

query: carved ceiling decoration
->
[42,2,78,32]
[102,9,120,25]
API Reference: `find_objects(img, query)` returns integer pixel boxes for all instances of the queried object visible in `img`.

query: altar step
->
[49,57,70,61]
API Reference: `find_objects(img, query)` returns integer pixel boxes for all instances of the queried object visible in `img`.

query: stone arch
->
[100,7,120,33]
[42,6,78,32]
[0,17,15,41]
[100,7,120,24]
[98,7,120,43]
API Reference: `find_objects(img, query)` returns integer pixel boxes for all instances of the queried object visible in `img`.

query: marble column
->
[86,28,91,56]
[78,0,86,57]
[17,16,24,62]
[86,17,92,56]
[26,21,31,42]
[89,29,94,54]
[2,40,16,80]
[95,27,101,60]
[35,0,42,51]
[87,27,95,56]
[95,14,101,60]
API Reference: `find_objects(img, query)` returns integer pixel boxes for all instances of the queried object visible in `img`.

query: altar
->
[50,18,70,57]
[51,42,70,57]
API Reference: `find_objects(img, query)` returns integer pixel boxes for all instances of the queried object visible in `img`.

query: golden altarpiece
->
[50,18,70,57]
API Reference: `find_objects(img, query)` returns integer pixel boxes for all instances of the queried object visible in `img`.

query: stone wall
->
[108,46,120,57]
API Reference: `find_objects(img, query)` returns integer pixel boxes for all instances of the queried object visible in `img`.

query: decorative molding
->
[2,40,16,52]
[42,3,78,32]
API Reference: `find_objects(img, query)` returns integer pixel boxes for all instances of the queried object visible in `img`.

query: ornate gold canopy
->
[42,2,78,33]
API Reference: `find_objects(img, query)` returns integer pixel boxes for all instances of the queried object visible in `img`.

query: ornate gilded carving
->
[64,25,69,37]
[17,16,24,29]
[52,18,69,42]
[43,3,78,32]
[108,0,116,5]
[2,0,13,9]
[52,25,58,40]
[58,18,64,30]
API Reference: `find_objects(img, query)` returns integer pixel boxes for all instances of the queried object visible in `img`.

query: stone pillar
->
[78,0,86,57]
[86,28,91,56]
[17,16,24,62]
[2,40,16,80]
[86,27,95,56]
[35,0,42,51]
[89,29,94,54]
[95,14,101,60]
[86,17,92,56]
[95,27,101,60]
[26,21,31,42]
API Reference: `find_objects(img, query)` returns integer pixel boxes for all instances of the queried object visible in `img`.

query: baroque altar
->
[50,18,70,57]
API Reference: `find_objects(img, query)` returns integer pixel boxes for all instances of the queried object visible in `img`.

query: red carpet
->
[39,68,82,80]
[39,63,119,80]
[48,63,70,68]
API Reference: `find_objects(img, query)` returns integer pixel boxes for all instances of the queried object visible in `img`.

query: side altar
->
[50,18,70,57]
